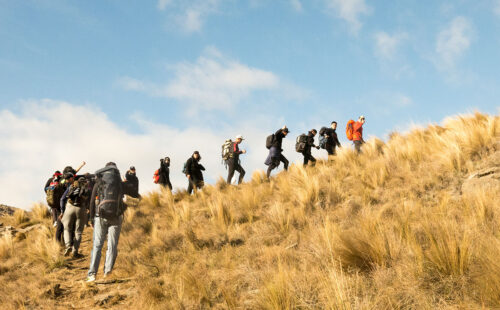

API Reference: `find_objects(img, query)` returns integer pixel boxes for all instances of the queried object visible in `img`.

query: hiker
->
[62,161,86,178]
[353,116,366,153]
[60,174,90,258]
[322,121,342,156]
[158,157,172,190]
[125,166,139,193]
[226,135,246,184]
[302,129,320,166]
[44,171,64,227]
[265,126,290,178]
[185,151,205,194]
[87,162,126,282]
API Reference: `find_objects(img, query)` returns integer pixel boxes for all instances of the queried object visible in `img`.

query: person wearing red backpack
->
[353,115,366,153]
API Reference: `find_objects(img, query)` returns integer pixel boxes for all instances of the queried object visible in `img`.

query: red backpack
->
[346,120,355,141]
[153,169,160,184]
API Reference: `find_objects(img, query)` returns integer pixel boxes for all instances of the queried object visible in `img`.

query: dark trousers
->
[354,140,363,153]
[160,182,172,190]
[227,159,245,184]
[303,152,316,166]
[267,154,289,178]
[187,178,203,194]
[325,143,337,156]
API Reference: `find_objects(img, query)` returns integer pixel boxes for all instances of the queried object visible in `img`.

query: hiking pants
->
[88,215,123,277]
[51,207,58,223]
[303,152,316,166]
[354,140,363,154]
[61,203,87,253]
[325,143,337,156]
[227,159,245,184]
[267,154,289,178]
[187,178,203,194]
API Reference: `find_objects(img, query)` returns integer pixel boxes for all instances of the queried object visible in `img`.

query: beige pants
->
[61,202,87,253]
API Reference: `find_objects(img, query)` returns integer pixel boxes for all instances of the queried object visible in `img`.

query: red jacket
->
[353,122,363,141]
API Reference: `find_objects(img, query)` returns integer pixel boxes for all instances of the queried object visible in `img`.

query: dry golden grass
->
[0,112,499,309]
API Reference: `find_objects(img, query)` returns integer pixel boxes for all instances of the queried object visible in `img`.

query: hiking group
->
[44,162,140,282]
[43,116,365,282]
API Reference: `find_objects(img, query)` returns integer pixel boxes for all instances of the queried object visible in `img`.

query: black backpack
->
[319,127,327,136]
[67,179,90,207]
[266,134,275,149]
[95,165,125,219]
[295,134,308,153]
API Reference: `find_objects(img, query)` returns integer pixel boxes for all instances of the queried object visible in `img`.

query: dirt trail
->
[44,226,135,309]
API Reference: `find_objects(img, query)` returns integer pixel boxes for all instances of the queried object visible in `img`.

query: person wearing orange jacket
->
[353,115,366,153]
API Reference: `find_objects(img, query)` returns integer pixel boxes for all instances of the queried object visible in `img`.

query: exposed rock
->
[462,166,500,195]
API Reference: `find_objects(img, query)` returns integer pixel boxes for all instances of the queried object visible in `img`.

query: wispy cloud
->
[119,47,307,114]
[374,31,408,60]
[324,0,371,34]
[435,16,473,70]
[290,0,303,12]
[494,0,500,16]
[0,100,285,208]
[156,0,222,34]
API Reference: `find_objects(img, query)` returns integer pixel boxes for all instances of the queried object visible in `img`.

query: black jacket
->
[186,157,205,181]
[303,131,317,154]
[271,129,287,150]
[324,128,341,148]
[158,161,171,186]
[125,171,139,192]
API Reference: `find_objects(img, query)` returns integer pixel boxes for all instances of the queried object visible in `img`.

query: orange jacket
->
[352,121,363,141]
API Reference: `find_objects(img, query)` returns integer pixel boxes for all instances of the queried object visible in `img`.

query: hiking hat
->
[359,115,366,120]
[53,171,62,177]
[236,135,244,140]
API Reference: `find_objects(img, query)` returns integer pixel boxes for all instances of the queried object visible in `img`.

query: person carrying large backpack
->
[157,157,172,190]
[60,174,90,258]
[86,162,126,282]
[347,116,366,153]
[44,170,64,227]
[185,151,205,194]
[299,129,320,166]
[265,126,290,178]
[225,135,247,185]
[321,121,342,156]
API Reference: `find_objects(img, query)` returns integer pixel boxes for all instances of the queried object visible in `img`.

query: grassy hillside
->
[0,112,499,309]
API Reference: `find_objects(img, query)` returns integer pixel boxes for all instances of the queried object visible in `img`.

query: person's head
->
[106,162,116,167]
[63,166,76,175]
[235,135,244,144]
[53,171,62,179]
[164,157,170,163]
[193,151,201,160]
[129,166,136,174]
[359,115,366,124]
[64,172,75,184]
[331,121,337,129]
[310,129,317,136]
[282,127,290,137]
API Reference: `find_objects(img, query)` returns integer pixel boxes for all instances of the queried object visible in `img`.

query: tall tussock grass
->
[1,112,499,309]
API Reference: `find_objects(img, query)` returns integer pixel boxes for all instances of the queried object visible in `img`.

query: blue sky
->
[0,0,499,208]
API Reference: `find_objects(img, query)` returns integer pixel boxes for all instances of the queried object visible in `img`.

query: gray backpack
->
[95,165,125,219]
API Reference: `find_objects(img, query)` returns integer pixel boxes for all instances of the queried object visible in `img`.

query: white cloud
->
[435,16,473,70]
[157,0,173,11]
[156,0,222,34]
[324,0,371,33]
[0,100,310,209]
[494,0,500,16]
[374,31,408,59]
[290,0,303,12]
[118,47,306,114]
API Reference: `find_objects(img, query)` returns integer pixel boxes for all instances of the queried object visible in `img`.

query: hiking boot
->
[72,252,84,259]
[63,247,71,256]
[86,275,96,283]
